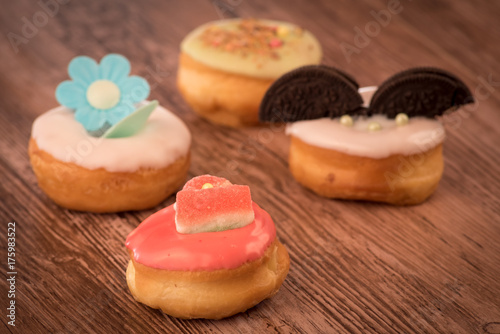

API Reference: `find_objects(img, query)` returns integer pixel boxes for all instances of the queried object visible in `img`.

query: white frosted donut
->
[29,103,191,212]
[286,87,446,205]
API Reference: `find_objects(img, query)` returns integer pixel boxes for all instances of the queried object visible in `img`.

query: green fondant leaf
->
[103,100,158,138]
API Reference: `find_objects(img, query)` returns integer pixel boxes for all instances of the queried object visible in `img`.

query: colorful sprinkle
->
[199,19,302,60]
[277,26,289,38]
[269,38,283,48]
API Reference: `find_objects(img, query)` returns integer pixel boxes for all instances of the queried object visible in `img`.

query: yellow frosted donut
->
[177,19,322,127]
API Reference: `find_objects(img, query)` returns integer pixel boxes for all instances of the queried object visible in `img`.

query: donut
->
[125,175,290,319]
[260,66,474,205]
[287,107,445,205]
[29,55,191,212]
[177,19,322,127]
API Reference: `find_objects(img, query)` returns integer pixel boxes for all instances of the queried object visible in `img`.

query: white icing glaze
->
[285,87,445,158]
[32,103,191,172]
[358,86,377,107]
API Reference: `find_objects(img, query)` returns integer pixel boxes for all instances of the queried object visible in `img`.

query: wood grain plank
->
[1,0,499,333]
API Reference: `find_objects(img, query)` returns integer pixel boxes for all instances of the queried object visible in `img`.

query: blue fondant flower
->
[56,54,150,131]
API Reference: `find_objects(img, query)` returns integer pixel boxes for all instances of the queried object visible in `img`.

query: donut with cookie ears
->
[259,66,474,205]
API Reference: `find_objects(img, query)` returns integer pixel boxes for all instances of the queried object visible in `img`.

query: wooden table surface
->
[1,0,499,333]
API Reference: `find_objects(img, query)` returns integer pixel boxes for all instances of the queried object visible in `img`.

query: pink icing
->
[125,202,276,271]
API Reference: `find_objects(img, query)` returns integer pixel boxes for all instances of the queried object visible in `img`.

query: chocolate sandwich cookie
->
[368,67,474,118]
[259,65,364,122]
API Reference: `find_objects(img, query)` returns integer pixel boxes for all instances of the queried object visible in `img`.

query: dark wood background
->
[1,0,499,333]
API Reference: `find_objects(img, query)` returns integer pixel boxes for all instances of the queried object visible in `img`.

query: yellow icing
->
[180,19,322,79]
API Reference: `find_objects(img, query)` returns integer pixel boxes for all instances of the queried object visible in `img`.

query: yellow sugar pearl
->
[339,115,354,127]
[368,122,382,132]
[395,113,409,126]
[277,26,289,38]
[201,183,214,189]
